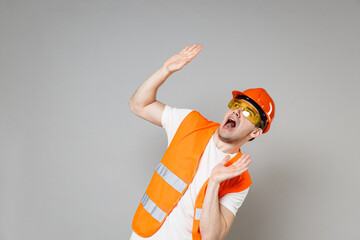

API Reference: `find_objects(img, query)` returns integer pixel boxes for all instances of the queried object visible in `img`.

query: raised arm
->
[128,44,203,127]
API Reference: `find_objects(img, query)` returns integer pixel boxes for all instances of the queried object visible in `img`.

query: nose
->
[233,107,242,118]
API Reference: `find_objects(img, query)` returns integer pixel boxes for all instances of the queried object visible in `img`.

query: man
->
[128,44,275,240]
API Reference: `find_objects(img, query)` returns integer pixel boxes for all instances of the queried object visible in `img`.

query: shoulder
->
[161,105,193,124]
[161,105,193,129]
[161,105,194,144]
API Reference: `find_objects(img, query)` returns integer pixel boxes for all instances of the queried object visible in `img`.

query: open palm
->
[211,154,252,184]
[162,44,203,73]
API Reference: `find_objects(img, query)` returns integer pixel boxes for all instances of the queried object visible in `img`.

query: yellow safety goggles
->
[228,99,262,126]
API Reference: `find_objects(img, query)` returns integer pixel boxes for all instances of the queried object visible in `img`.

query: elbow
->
[200,234,211,240]
[128,98,146,117]
[128,97,139,114]
[201,234,224,240]
[202,233,226,240]
[128,98,135,112]
[201,234,222,240]
[200,226,222,240]
[200,223,227,240]
[199,223,208,240]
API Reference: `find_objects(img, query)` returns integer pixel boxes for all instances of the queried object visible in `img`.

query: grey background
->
[1,0,359,239]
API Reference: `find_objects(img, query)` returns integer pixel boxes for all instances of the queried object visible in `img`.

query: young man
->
[128,44,275,240]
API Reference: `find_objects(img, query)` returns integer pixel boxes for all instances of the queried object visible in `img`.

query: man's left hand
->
[210,154,252,184]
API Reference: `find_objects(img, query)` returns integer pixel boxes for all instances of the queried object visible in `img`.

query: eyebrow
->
[235,97,261,115]
[240,101,256,114]
[246,107,255,114]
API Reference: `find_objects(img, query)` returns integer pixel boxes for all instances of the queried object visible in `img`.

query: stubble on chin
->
[217,128,235,143]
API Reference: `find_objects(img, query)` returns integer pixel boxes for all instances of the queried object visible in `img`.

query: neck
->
[213,129,248,154]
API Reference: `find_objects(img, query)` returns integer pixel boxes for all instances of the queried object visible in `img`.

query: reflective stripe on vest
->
[155,162,187,193]
[141,193,166,223]
[194,208,202,220]
[140,163,187,223]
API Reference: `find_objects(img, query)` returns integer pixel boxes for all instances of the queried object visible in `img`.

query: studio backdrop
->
[1,0,359,239]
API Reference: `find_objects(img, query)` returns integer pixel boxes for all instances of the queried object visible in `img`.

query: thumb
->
[220,155,231,165]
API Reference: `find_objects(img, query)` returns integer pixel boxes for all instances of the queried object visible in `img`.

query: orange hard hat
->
[232,88,275,133]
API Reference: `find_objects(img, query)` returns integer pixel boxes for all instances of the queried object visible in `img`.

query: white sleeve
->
[219,188,250,216]
[161,105,193,146]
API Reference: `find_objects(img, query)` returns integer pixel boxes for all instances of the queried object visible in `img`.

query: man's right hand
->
[162,44,203,74]
[129,44,202,127]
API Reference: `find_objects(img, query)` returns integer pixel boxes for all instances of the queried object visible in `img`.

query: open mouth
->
[224,117,237,129]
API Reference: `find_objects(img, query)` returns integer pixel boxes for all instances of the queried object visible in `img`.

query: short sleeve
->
[161,105,193,145]
[219,187,250,216]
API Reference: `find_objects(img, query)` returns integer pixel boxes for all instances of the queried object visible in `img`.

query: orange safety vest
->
[132,110,252,239]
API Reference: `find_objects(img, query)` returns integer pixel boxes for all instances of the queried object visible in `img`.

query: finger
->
[187,45,202,59]
[241,158,252,168]
[179,48,201,63]
[187,44,202,55]
[234,154,250,165]
[227,167,249,179]
[233,162,250,173]
[186,43,198,53]
[183,48,202,63]
[235,159,251,172]
[188,44,202,54]
[233,155,251,168]
[220,155,231,165]
[180,45,190,54]
[236,167,249,175]
[239,156,252,167]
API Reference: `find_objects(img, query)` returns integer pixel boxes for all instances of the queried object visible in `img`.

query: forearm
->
[129,44,202,110]
[200,180,227,240]
[129,66,171,110]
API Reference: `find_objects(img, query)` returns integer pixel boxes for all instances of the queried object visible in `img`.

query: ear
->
[250,127,263,139]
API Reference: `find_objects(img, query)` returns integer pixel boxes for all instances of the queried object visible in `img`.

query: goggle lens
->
[228,99,261,126]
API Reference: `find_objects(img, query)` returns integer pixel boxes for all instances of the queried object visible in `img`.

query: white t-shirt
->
[130,105,249,240]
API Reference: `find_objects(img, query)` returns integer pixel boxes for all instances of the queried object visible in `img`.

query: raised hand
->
[210,154,252,184]
[162,44,203,74]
